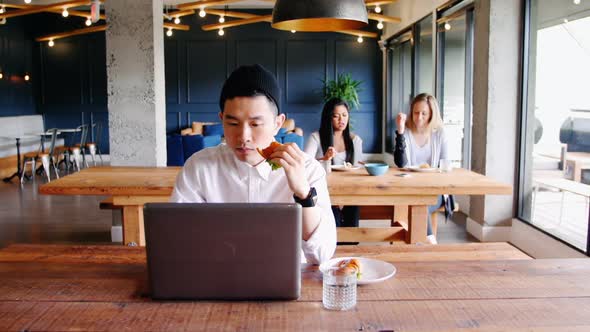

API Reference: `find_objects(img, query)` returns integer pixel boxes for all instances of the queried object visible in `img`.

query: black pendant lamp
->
[272,0,368,32]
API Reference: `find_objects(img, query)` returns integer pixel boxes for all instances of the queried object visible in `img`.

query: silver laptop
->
[144,203,302,300]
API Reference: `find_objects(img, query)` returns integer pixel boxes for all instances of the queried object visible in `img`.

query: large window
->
[416,15,434,95]
[385,31,413,153]
[436,5,474,168]
[520,0,590,253]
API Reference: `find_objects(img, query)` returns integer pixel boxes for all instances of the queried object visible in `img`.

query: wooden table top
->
[39,166,512,196]
[3,243,590,331]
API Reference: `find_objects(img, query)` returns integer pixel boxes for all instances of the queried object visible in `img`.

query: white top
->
[396,129,448,168]
[304,131,364,165]
[170,144,337,265]
[412,138,432,166]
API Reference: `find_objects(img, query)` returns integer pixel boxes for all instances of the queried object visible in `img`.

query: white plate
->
[402,166,441,173]
[331,165,361,171]
[319,257,396,285]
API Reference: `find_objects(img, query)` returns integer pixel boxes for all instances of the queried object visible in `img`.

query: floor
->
[0,173,476,250]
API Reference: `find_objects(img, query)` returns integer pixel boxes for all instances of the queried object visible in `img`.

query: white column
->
[468,0,522,241]
[105,0,166,166]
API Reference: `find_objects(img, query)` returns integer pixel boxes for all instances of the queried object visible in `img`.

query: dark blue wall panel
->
[5,10,382,154]
[0,16,35,116]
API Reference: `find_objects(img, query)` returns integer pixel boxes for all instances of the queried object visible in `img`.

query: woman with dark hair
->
[305,98,363,230]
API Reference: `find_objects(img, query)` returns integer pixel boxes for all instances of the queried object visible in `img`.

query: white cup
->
[322,160,331,174]
[439,159,452,172]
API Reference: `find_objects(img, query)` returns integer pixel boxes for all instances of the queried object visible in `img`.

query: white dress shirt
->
[170,144,337,264]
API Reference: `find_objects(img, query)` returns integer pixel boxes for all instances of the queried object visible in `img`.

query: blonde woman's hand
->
[396,113,406,134]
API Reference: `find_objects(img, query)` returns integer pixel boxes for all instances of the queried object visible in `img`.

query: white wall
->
[383,0,448,39]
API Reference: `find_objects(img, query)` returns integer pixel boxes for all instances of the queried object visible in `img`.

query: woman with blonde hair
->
[394,93,449,244]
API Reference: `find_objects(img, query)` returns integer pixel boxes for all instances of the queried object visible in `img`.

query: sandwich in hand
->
[257,141,283,171]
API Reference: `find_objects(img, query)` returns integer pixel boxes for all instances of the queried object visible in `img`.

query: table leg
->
[408,205,428,244]
[3,138,24,183]
[122,205,145,246]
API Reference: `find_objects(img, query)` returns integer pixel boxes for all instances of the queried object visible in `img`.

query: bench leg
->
[408,205,428,244]
[122,205,145,246]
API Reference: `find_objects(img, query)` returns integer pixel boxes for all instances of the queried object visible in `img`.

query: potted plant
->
[321,73,363,110]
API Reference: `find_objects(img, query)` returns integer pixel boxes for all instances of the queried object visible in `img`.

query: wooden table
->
[4,243,590,331]
[39,167,512,246]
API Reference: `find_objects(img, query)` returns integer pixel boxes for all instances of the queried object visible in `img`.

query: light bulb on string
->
[219,16,225,23]
[377,21,383,30]
[25,0,32,4]
[218,28,224,36]
[85,18,92,26]
[199,8,206,17]
[291,30,296,33]
[24,74,30,81]
[0,72,3,79]
[48,39,54,47]
[574,0,581,4]
[564,18,569,23]
[357,36,363,43]
[375,5,381,13]
[62,8,69,17]
[0,6,5,14]
[444,22,451,30]
[174,17,180,24]
[166,28,173,37]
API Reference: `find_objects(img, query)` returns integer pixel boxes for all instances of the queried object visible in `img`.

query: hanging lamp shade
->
[272,0,368,32]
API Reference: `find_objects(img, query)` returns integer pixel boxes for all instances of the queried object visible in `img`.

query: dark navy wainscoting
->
[5,10,382,154]
[166,12,382,152]
[0,16,35,116]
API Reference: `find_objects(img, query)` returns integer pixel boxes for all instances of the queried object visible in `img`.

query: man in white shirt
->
[170,64,336,264]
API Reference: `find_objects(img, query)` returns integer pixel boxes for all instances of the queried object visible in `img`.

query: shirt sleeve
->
[170,160,206,203]
[393,131,409,167]
[352,135,363,165]
[438,129,449,162]
[301,159,336,265]
[304,132,323,160]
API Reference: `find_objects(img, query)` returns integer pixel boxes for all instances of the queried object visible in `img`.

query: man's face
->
[220,96,285,166]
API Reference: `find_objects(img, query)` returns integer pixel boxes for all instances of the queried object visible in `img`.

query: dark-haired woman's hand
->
[322,147,336,161]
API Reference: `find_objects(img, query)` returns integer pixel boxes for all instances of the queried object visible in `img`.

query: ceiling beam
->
[1,3,106,20]
[35,25,106,42]
[167,9,195,18]
[338,30,378,38]
[163,22,190,31]
[365,0,396,6]
[177,0,244,11]
[204,9,261,19]
[202,14,272,31]
[0,0,91,20]
[368,13,400,23]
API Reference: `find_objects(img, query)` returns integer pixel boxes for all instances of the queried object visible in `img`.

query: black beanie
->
[219,64,281,113]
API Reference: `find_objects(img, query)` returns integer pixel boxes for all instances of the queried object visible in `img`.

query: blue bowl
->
[364,163,389,176]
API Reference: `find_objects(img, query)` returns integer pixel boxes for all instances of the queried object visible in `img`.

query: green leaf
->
[321,73,363,110]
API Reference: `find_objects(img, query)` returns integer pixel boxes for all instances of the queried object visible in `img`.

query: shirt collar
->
[228,145,272,181]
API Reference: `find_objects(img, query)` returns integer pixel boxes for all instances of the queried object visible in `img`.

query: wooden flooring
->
[0,174,476,249]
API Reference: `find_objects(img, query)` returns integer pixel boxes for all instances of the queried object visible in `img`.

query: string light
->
[219,16,225,23]
[199,8,206,17]
[291,30,296,33]
[357,36,363,43]
[62,8,69,17]
[48,39,54,47]
[573,0,581,4]
[377,21,383,30]
[174,17,180,24]
[0,72,3,79]
[374,5,381,13]
[24,0,32,3]
[24,74,30,81]
[444,22,451,30]
[85,18,92,26]
[564,18,569,23]
[166,28,173,37]
[218,28,224,36]
[0,6,5,14]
